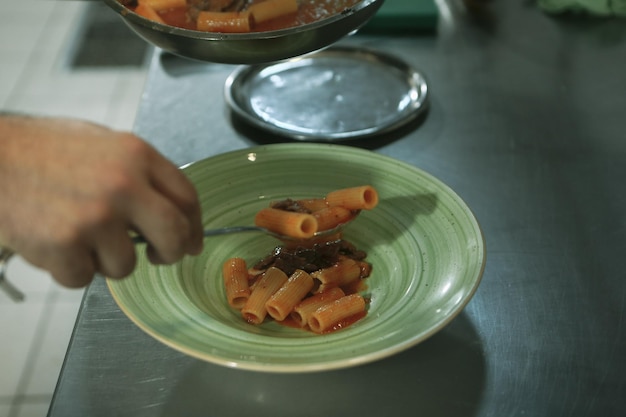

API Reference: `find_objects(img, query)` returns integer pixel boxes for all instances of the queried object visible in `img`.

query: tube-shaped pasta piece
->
[296,198,328,212]
[255,208,318,239]
[241,267,288,324]
[313,206,356,231]
[248,0,298,24]
[197,11,252,33]
[309,294,366,333]
[134,2,165,23]
[222,257,251,309]
[311,257,362,290]
[140,0,186,12]
[290,287,345,327]
[265,269,314,321]
[325,185,379,210]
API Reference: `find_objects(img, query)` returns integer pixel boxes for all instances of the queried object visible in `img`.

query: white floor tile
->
[14,401,51,417]
[0,2,48,108]
[3,257,53,299]
[105,70,149,130]
[10,67,120,99]
[0,17,45,57]
[0,62,26,108]
[47,0,86,23]
[7,91,113,125]
[52,3,96,69]
[0,0,147,409]
[0,404,13,417]
[5,61,120,123]
[28,19,83,75]
[2,0,56,16]
[49,283,85,305]
[0,302,46,397]
[22,301,81,397]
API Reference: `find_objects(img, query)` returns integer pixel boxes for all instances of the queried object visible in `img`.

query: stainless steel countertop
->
[48,2,626,416]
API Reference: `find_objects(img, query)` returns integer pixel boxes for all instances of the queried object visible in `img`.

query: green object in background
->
[363,0,439,33]
[538,0,626,16]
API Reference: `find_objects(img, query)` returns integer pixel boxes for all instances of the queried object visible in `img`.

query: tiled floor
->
[0,1,149,416]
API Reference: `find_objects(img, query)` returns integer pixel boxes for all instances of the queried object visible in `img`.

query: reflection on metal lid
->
[224,46,429,141]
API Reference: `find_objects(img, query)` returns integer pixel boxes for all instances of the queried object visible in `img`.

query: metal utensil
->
[102,0,385,64]
[0,248,25,302]
[0,216,357,302]
[132,216,356,244]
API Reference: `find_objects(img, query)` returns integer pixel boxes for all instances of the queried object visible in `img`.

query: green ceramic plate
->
[107,144,485,373]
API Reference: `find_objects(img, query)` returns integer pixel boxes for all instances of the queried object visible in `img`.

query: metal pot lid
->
[224,46,428,141]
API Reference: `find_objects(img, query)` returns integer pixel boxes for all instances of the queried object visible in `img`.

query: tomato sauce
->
[252,239,371,334]
[276,310,367,334]
[159,7,194,29]
[131,0,362,32]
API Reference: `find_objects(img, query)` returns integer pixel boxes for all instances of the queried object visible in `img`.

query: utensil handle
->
[202,226,265,236]
[0,249,25,302]
[132,226,265,244]
[0,279,25,302]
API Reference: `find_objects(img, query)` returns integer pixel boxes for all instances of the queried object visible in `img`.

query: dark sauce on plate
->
[250,239,371,333]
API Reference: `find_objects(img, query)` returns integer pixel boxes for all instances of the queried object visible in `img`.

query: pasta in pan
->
[221,185,377,334]
[196,10,252,32]
[122,0,362,33]
[247,0,299,24]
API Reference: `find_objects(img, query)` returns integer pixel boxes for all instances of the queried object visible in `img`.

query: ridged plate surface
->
[108,144,485,372]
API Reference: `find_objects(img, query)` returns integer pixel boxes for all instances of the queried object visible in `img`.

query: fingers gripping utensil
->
[0,215,358,301]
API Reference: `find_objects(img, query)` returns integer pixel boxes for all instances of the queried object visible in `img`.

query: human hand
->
[0,115,204,288]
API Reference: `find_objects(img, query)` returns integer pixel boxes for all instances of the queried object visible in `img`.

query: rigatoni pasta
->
[255,185,378,239]
[265,269,314,321]
[122,0,362,33]
[241,267,288,324]
[134,0,166,23]
[223,247,371,333]
[220,186,378,334]
[296,198,328,212]
[196,11,252,32]
[309,294,366,334]
[312,206,354,232]
[311,256,362,293]
[247,0,298,24]
[291,287,345,328]
[222,257,250,308]
[325,185,379,210]
[140,0,186,12]
[254,208,318,239]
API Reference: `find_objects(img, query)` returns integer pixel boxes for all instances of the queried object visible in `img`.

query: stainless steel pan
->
[102,0,385,64]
